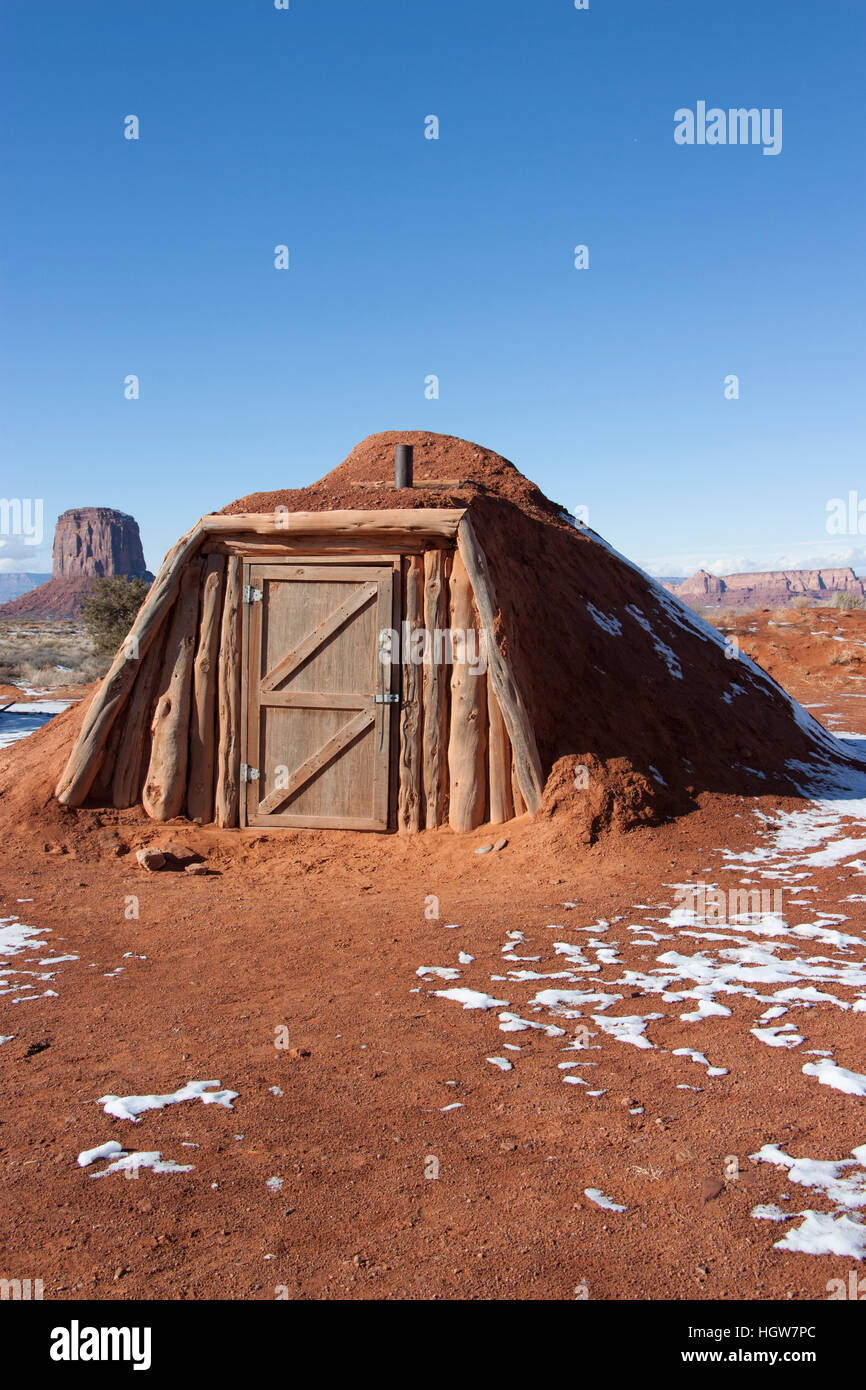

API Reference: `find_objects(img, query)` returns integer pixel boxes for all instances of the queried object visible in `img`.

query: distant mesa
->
[664,566,866,610]
[0,507,153,620]
[0,572,50,604]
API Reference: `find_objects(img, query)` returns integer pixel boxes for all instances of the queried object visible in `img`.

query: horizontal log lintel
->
[202,509,465,541]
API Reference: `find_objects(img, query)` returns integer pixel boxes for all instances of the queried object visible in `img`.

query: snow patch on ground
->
[0,918,50,956]
[751,1203,790,1222]
[91,1151,194,1179]
[802,1057,866,1097]
[77,1141,125,1168]
[672,1047,728,1076]
[750,1141,866,1257]
[593,1013,662,1049]
[433,988,509,1011]
[584,1187,626,1212]
[97,1079,238,1121]
[751,1025,804,1049]
[774,1212,866,1260]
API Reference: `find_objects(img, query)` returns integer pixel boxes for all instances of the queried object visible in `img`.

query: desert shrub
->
[82,576,149,657]
[833,591,865,610]
[829,646,863,666]
[703,607,738,630]
[704,608,752,639]
[16,656,110,685]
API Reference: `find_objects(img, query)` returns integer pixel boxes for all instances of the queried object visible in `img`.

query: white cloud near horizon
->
[0,535,52,574]
[637,541,866,580]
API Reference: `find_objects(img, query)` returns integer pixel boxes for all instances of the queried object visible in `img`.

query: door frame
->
[240,554,401,831]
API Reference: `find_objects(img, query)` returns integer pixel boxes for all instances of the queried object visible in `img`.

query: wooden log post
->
[456,515,544,815]
[54,513,464,809]
[87,702,126,802]
[141,560,203,821]
[397,554,424,833]
[447,550,488,832]
[422,548,449,829]
[215,555,242,828]
[55,521,205,805]
[187,554,226,824]
[487,673,514,825]
[111,630,167,809]
[511,754,526,817]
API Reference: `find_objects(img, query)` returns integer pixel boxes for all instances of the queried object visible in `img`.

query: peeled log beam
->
[215,555,242,828]
[55,521,205,805]
[203,509,464,540]
[111,631,166,809]
[398,554,424,834]
[187,554,226,824]
[487,673,514,825]
[422,548,449,829]
[202,536,427,556]
[447,551,487,833]
[456,515,544,814]
[142,561,203,821]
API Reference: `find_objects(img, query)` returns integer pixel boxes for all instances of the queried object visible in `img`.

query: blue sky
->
[1,0,864,577]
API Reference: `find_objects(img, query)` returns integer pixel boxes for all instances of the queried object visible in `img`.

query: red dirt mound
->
[472,493,855,814]
[221,429,568,526]
[219,430,860,833]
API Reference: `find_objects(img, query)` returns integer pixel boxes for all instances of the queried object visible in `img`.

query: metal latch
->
[243,585,263,604]
[240,764,260,783]
[374,693,400,704]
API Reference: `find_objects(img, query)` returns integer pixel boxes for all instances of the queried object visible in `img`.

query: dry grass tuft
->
[0,620,110,688]
[829,646,863,667]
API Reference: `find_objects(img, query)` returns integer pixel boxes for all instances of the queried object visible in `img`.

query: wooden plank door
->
[242,562,397,829]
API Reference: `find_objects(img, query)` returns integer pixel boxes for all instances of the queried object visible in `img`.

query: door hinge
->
[243,585,263,604]
[374,692,400,704]
[240,764,260,783]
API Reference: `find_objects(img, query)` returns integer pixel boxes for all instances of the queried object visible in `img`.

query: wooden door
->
[242,562,397,829]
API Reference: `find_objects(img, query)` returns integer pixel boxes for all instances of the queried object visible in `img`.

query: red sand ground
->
[722,606,866,707]
[0,683,89,705]
[2,609,866,1300]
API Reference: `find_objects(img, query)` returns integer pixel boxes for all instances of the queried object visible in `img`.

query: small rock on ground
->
[135,848,165,871]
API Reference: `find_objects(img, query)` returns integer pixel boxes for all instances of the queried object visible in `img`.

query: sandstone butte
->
[0,507,153,620]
